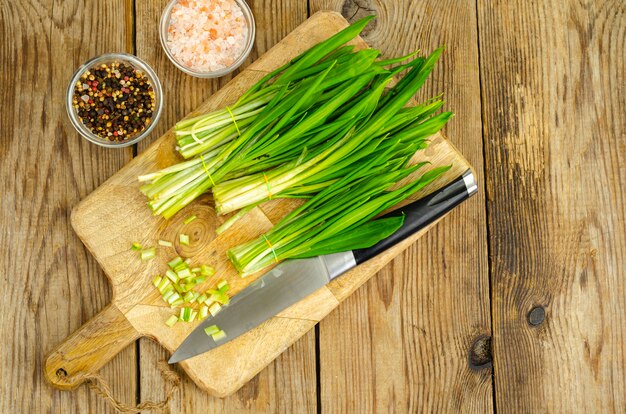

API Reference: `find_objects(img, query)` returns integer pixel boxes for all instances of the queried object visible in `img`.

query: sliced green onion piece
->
[204,325,220,336]
[217,280,229,292]
[174,262,189,272]
[152,276,162,288]
[179,307,194,322]
[157,278,171,293]
[191,267,201,273]
[183,215,197,225]
[165,315,178,327]
[212,330,226,341]
[168,256,183,269]
[188,310,198,322]
[162,290,175,302]
[196,293,208,304]
[199,305,209,320]
[200,265,215,277]
[177,268,192,279]
[173,283,184,294]
[189,276,205,284]
[158,239,173,247]
[165,269,179,283]
[209,303,222,316]
[170,298,184,308]
[207,289,230,305]
[183,291,195,303]
[131,242,142,251]
[179,234,190,246]
[140,247,156,261]
[167,292,181,304]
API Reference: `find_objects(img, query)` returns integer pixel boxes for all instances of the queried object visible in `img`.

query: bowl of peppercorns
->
[66,53,163,147]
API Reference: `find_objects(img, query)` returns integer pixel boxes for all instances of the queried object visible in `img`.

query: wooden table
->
[1,1,623,412]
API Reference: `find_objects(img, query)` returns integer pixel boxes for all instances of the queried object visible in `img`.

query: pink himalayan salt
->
[167,0,249,72]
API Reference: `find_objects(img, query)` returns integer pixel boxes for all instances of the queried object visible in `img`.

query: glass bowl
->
[66,53,163,148]
[159,0,256,78]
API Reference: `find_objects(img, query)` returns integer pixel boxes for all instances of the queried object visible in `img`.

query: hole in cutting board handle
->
[44,304,141,390]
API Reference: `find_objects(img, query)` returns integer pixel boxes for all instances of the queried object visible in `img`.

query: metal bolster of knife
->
[350,169,478,266]
[322,252,358,280]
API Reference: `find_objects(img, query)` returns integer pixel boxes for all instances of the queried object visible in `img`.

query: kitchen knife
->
[169,169,477,364]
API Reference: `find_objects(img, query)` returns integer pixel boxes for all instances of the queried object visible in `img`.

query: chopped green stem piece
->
[179,234,190,246]
[165,269,179,283]
[131,242,142,251]
[183,215,197,225]
[199,305,209,320]
[157,278,171,294]
[168,256,183,269]
[140,247,156,261]
[179,307,194,322]
[197,293,208,304]
[207,289,230,305]
[167,292,181,304]
[190,276,206,284]
[217,280,229,293]
[212,330,226,341]
[165,315,178,327]
[170,298,184,307]
[204,325,220,336]
[177,268,192,279]
[173,262,189,272]
[188,310,198,322]
[208,303,222,316]
[191,267,201,273]
[162,290,175,302]
[158,239,173,247]
[200,265,215,277]
[152,276,162,288]
[183,291,195,303]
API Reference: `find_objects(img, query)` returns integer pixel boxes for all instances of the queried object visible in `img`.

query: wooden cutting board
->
[44,11,473,397]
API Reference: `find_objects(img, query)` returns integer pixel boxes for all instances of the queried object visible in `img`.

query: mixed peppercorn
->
[72,62,155,142]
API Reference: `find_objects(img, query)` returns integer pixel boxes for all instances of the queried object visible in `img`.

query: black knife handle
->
[352,169,477,265]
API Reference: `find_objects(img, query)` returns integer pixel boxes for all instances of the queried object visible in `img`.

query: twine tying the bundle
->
[262,172,273,199]
[226,106,241,136]
[262,234,279,263]
[200,153,216,186]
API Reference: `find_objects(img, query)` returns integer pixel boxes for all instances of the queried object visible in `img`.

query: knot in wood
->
[468,335,492,369]
[528,306,545,326]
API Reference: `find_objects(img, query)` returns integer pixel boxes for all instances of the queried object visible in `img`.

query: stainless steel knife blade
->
[168,252,355,364]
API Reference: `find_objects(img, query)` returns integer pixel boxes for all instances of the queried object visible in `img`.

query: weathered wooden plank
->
[134,0,316,410]
[309,1,493,412]
[0,0,136,413]
[477,0,625,412]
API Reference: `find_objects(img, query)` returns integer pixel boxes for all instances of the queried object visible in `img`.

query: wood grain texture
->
[309,1,493,412]
[0,0,137,413]
[51,10,473,400]
[44,305,140,390]
[478,0,625,412]
[135,0,317,410]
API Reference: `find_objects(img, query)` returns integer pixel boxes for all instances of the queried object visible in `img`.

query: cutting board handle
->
[44,304,140,390]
